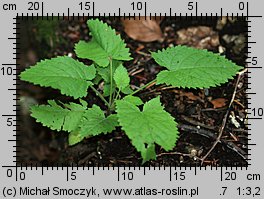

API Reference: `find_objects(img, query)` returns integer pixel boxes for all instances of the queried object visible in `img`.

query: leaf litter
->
[122,17,164,42]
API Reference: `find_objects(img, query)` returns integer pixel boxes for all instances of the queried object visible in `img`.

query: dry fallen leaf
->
[176,26,219,50]
[180,91,201,101]
[210,98,227,109]
[122,17,163,42]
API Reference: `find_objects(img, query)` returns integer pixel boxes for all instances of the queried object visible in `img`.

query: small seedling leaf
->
[152,46,242,88]
[121,85,133,94]
[20,56,96,99]
[116,96,179,162]
[114,65,130,91]
[79,105,119,137]
[123,95,143,106]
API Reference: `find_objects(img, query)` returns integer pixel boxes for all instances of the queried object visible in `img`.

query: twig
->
[200,69,247,164]
[157,151,202,161]
[156,123,247,163]
[181,115,217,131]
[128,68,144,76]
[136,51,151,56]
[178,124,247,161]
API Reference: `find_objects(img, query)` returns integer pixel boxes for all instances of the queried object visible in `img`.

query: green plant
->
[20,19,242,163]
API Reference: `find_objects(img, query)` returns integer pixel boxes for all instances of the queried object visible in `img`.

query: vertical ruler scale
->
[14,17,21,164]
[247,16,262,168]
[245,14,253,165]
[1,15,19,165]
[0,0,263,199]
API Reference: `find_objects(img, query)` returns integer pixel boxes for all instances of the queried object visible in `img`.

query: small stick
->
[157,151,202,161]
[200,69,247,164]
[178,124,247,160]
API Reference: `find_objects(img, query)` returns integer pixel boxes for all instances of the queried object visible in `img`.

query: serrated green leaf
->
[116,96,179,162]
[20,56,96,99]
[142,143,156,164]
[79,105,118,137]
[152,46,242,88]
[114,65,130,91]
[122,85,133,94]
[123,95,143,106]
[31,100,87,132]
[75,19,132,67]
[68,106,118,146]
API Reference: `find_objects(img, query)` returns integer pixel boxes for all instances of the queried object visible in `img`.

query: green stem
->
[90,85,110,108]
[130,79,157,96]
[109,88,121,111]
[114,88,121,102]
[109,59,113,106]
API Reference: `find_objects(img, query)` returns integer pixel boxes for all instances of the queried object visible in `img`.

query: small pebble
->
[190,149,197,157]
[204,89,209,96]
[229,114,240,128]
[237,82,243,89]
[180,156,184,163]
[218,45,225,54]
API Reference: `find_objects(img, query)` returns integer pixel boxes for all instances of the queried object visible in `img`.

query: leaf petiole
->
[129,79,157,96]
[109,88,121,111]
[114,88,121,102]
[90,85,111,108]
[109,58,114,106]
